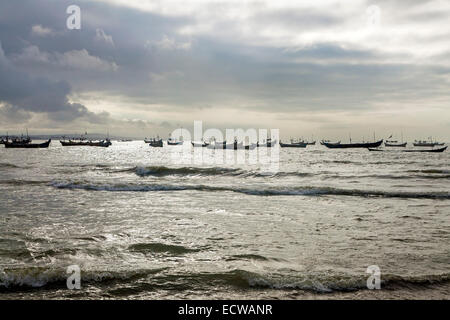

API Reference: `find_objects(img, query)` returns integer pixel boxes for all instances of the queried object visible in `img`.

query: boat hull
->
[207,142,244,150]
[385,142,407,147]
[167,141,183,145]
[368,146,447,153]
[279,142,307,148]
[191,142,209,147]
[60,140,111,147]
[323,140,383,149]
[4,139,51,149]
[149,140,163,147]
[413,143,436,147]
[257,140,277,147]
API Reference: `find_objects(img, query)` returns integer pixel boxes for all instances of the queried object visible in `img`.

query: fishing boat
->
[4,139,51,149]
[167,133,184,145]
[297,137,315,145]
[167,140,183,145]
[368,146,447,153]
[206,142,225,149]
[191,141,209,147]
[3,135,32,144]
[60,139,111,147]
[257,138,277,147]
[207,141,244,149]
[89,139,112,147]
[279,140,307,148]
[244,143,257,150]
[322,139,383,149]
[385,140,407,147]
[60,140,89,146]
[384,133,406,147]
[148,138,163,147]
[413,138,436,147]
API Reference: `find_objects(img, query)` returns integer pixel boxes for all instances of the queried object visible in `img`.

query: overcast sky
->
[0,0,449,140]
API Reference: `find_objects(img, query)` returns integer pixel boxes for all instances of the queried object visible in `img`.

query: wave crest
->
[49,181,450,199]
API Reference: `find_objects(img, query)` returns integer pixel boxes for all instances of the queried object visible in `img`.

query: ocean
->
[0,141,449,299]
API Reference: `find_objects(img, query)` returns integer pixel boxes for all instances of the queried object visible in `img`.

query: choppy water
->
[0,141,449,299]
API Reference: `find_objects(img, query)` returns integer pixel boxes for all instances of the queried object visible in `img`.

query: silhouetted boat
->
[413,140,436,147]
[167,140,183,145]
[1,135,32,144]
[60,140,89,146]
[413,137,444,147]
[385,140,407,147]
[207,141,244,149]
[60,139,111,147]
[191,141,209,147]
[167,133,183,145]
[297,139,315,145]
[322,139,383,149]
[257,138,277,147]
[244,143,257,150]
[4,139,51,149]
[89,140,112,147]
[148,138,163,147]
[279,141,307,148]
[368,146,447,153]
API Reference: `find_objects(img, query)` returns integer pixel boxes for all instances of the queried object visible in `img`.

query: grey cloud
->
[0,42,109,123]
[0,0,449,138]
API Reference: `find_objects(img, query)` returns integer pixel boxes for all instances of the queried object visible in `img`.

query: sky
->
[0,0,449,141]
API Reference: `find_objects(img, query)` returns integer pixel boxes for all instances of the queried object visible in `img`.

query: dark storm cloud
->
[0,41,109,123]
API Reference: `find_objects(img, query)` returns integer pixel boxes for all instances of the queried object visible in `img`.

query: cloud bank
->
[0,0,449,139]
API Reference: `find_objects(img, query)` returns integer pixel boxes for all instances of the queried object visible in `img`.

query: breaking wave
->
[128,242,201,255]
[0,163,23,169]
[0,267,166,291]
[132,166,244,177]
[1,267,449,294]
[48,181,450,199]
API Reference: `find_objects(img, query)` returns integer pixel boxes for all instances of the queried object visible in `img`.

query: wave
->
[49,181,450,199]
[0,179,49,186]
[128,243,201,255]
[326,173,450,180]
[225,254,271,261]
[53,164,314,178]
[149,270,450,293]
[0,163,23,169]
[130,166,314,178]
[407,169,450,174]
[47,164,450,180]
[2,267,448,294]
[132,166,244,177]
[0,267,166,291]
